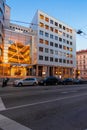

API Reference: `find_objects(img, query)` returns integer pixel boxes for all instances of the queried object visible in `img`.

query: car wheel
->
[44,82,46,86]
[17,83,22,87]
[33,82,37,86]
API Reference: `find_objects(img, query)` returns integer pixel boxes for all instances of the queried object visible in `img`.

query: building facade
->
[0,0,5,66]
[76,50,87,79]
[31,10,76,78]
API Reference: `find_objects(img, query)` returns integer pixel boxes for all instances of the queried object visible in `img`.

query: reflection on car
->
[38,76,61,86]
[62,78,73,85]
[13,77,38,87]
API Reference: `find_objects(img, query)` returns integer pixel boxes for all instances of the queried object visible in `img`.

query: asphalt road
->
[0,84,87,130]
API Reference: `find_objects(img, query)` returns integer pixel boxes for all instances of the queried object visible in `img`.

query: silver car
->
[13,78,38,87]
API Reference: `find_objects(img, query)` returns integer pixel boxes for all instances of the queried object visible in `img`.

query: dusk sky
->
[6,0,87,51]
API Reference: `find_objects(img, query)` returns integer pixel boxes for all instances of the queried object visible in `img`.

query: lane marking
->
[2,92,87,112]
[0,97,5,111]
[0,114,32,130]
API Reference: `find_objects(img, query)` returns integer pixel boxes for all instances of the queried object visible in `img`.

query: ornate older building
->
[76,50,87,79]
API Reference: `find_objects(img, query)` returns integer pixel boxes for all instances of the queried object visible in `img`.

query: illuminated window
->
[39,22,44,28]
[45,17,49,22]
[63,46,66,50]
[39,38,44,44]
[70,29,72,33]
[70,48,73,51]
[45,40,49,45]
[45,25,49,30]
[50,27,54,32]
[55,29,58,33]
[39,47,43,52]
[40,14,44,20]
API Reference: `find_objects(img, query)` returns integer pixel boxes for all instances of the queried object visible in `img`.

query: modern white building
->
[31,10,76,78]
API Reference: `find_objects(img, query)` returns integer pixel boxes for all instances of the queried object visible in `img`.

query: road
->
[0,84,87,130]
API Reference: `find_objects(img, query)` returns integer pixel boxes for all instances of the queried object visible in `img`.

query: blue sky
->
[6,0,87,51]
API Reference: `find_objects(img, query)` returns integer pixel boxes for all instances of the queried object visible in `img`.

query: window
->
[55,43,58,47]
[50,57,53,62]
[39,47,43,52]
[70,36,72,39]
[63,39,66,43]
[55,58,58,62]
[50,19,53,24]
[50,42,53,46]
[45,32,49,37]
[63,26,66,30]
[70,42,72,45]
[59,58,62,63]
[39,22,44,28]
[63,59,66,63]
[45,40,49,45]
[39,55,43,60]
[45,25,49,30]
[59,44,62,49]
[55,36,58,40]
[50,49,54,54]
[40,14,44,20]
[45,48,49,53]
[45,17,49,22]
[39,39,44,44]
[55,50,58,55]
[50,27,54,32]
[67,60,69,64]
[55,29,58,33]
[50,34,53,39]
[45,56,49,61]
[55,22,58,26]
[39,30,44,35]
[59,37,62,42]
[59,24,62,28]
[63,46,66,50]
[67,40,69,44]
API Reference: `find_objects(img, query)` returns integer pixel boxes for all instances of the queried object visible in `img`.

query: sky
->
[6,0,87,51]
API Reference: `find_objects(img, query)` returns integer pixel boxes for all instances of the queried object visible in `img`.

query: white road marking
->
[0,97,5,111]
[0,114,32,130]
[2,92,87,111]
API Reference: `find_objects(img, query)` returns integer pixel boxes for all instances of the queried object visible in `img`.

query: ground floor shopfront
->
[0,63,74,79]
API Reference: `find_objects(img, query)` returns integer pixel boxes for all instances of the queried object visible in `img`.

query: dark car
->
[39,76,60,86]
[62,78,73,85]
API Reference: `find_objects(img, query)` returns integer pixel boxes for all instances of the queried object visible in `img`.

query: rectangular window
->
[50,27,54,32]
[40,14,44,20]
[50,34,53,39]
[39,30,44,35]
[45,56,49,61]
[45,17,49,22]
[55,43,58,47]
[45,48,49,53]
[59,37,62,42]
[59,58,62,63]
[39,47,43,52]
[39,55,43,60]
[45,32,49,37]
[55,58,58,62]
[45,40,49,45]
[50,19,53,24]
[39,39,44,44]
[39,22,44,28]
[50,42,53,46]
[55,36,58,40]
[59,24,62,28]
[59,44,62,49]
[50,49,54,54]
[55,22,58,26]
[50,57,53,62]
[45,25,49,30]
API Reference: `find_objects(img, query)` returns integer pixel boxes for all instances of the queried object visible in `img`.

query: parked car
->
[38,76,61,86]
[62,78,73,85]
[13,77,38,87]
[73,78,87,84]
